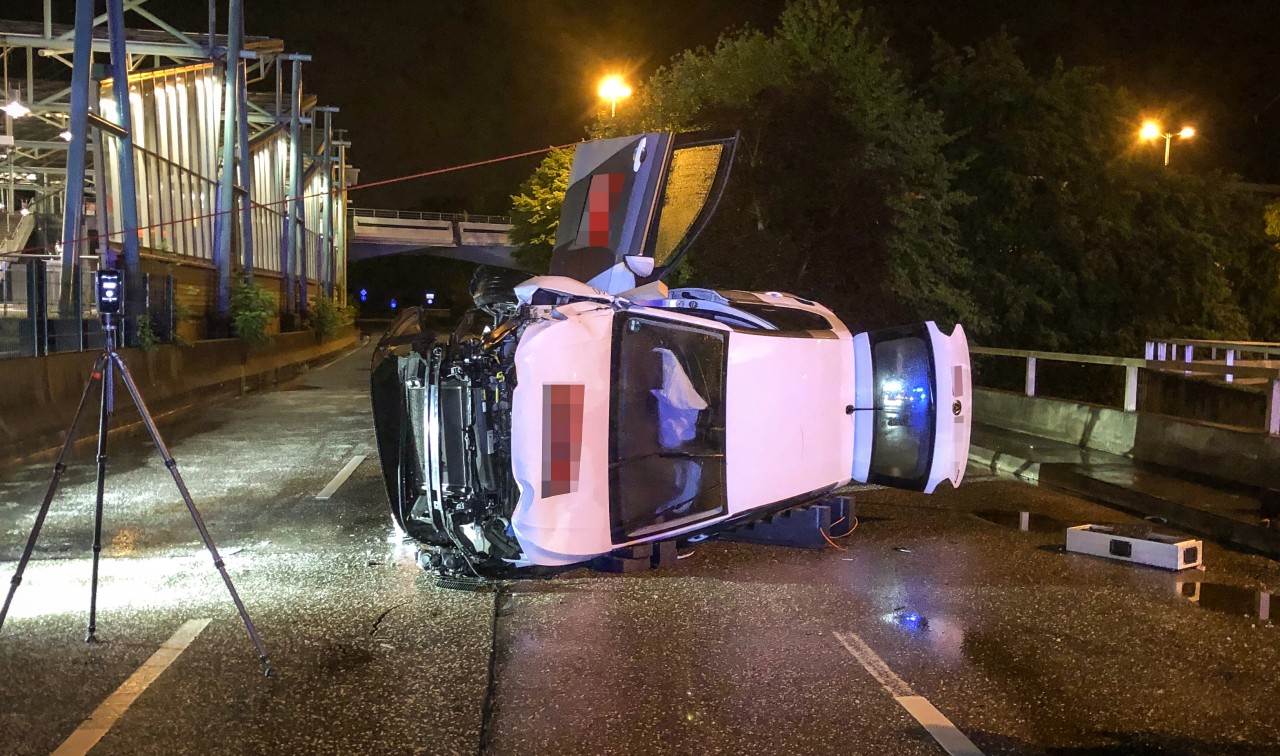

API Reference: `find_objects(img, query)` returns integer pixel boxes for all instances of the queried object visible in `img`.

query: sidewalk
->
[969,423,1280,559]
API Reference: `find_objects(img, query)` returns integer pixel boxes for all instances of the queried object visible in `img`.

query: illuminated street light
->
[598,75,632,118]
[59,130,73,142]
[1,98,31,119]
[1140,120,1196,166]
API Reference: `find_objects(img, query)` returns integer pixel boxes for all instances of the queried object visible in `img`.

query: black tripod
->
[0,313,271,675]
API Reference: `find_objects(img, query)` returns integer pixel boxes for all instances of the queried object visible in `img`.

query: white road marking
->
[316,454,366,500]
[53,619,210,756]
[834,631,985,756]
[313,341,366,372]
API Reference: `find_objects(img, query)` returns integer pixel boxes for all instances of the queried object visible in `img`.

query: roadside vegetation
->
[229,279,276,347]
[309,295,357,341]
[510,0,1280,355]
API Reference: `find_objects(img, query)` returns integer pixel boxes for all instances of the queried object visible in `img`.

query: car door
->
[550,131,737,295]
[851,322,972,493]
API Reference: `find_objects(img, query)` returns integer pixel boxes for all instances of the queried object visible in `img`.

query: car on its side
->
[371,131,971,578]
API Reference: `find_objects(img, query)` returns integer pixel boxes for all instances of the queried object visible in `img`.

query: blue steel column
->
[236,13,254,282]
[88,80,113,267]
[213,0,243,320]
[207,0,217,52]
[282,56,305,316]
[58,0,94,315]
[316,106,337,299]
[334,138,350,307]
[106,0,141,319]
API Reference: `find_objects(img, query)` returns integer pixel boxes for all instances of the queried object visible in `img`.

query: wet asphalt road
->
[2,343,1280,755]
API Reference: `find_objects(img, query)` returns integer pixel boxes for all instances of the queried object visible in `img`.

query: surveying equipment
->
[0,270,271,675]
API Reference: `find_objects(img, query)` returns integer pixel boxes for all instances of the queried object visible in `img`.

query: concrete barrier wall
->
[1129,412,1280,489]
[973,388,1137,456]
[974,388,1280,489]
[1137,369,1268,431]
[0,327,357,463]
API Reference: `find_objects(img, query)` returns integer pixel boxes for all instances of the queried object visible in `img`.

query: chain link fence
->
[0,257,176,359]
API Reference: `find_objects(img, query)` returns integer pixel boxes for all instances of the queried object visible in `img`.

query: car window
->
[729,302,833,332]
[609,314,727,539]
[651,142,725,267]
[869,335,935,482]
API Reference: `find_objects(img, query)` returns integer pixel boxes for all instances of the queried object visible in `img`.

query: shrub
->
[309,295,356,341]
[171,301,194,347]
[135,312,158,352]
[229,279,275,347]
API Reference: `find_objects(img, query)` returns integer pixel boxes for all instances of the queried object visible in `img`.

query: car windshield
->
[609,314,727,539]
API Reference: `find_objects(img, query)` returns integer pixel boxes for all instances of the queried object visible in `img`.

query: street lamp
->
[598,75,632,118]
[1140,120,1195,166]
[1,92,30,120]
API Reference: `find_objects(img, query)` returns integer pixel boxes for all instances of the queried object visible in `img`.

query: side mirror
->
[624,255,655,277]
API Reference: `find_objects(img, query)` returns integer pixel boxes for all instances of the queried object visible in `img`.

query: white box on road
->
[1065,524,1202,570]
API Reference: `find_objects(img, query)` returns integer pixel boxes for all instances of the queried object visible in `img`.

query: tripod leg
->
[85,353,113,643]
[110,353,272,674]
[0,353,106,633]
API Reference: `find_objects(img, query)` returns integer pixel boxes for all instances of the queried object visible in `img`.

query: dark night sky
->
[14,1,1280,210]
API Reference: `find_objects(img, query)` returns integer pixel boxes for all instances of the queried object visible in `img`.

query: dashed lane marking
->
[53,619,211,756]
[834,630,985,756]
[316,454,367,500]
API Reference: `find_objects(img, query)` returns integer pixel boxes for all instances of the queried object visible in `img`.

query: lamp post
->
[598,75,632,118]
[1140,120,1195,166]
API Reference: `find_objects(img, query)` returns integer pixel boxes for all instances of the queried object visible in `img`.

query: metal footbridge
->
[347,208,526,270]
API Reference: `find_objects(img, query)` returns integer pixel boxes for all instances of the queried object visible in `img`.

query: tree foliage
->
[928,32,1276,351]
[509,147,573,273]
[510,1,1279,352]
[512,0,976,330]
[229,279,275,347]
[600,0,980,331]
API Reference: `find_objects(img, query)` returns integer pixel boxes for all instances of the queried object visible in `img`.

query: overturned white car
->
[371,131,971,578]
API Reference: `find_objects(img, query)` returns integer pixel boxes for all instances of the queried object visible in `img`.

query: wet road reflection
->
[4,342,1280,754]
[879,609,967,660]
[972,508,1067,533]
[1177,582,1272,624]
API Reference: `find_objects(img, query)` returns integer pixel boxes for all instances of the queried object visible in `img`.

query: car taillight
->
[542,384,585,497]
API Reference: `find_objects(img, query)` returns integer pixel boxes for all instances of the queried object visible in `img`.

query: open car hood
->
[551,131,738,295]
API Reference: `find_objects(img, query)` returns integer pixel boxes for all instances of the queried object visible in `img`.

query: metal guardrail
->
[349,208,511,225]
[972,346,1280,435]
[1145,338,1280,386]
[0,257,178,359]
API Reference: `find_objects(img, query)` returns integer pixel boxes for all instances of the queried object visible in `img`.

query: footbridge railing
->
[971,346,1280,436]
[349,208,511,225]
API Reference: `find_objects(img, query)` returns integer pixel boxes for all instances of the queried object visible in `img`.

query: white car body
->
[370,131,972,578]
[502,283,969,567]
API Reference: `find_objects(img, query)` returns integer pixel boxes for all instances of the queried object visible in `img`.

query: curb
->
[1037,465,1280,561]
[970,445,1280,561]
[968,444,1042,482]
[1,332,359,467]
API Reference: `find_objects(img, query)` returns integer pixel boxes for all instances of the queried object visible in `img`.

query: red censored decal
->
[587,172,625,247]
[542,384,585,498]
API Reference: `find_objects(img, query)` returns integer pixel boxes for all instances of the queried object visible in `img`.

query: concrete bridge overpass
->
[347,208,529,270]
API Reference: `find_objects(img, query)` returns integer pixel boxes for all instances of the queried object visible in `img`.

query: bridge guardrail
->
[349,208,511,225]
[972,346,1280,436]
[1145,338,1280,385]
